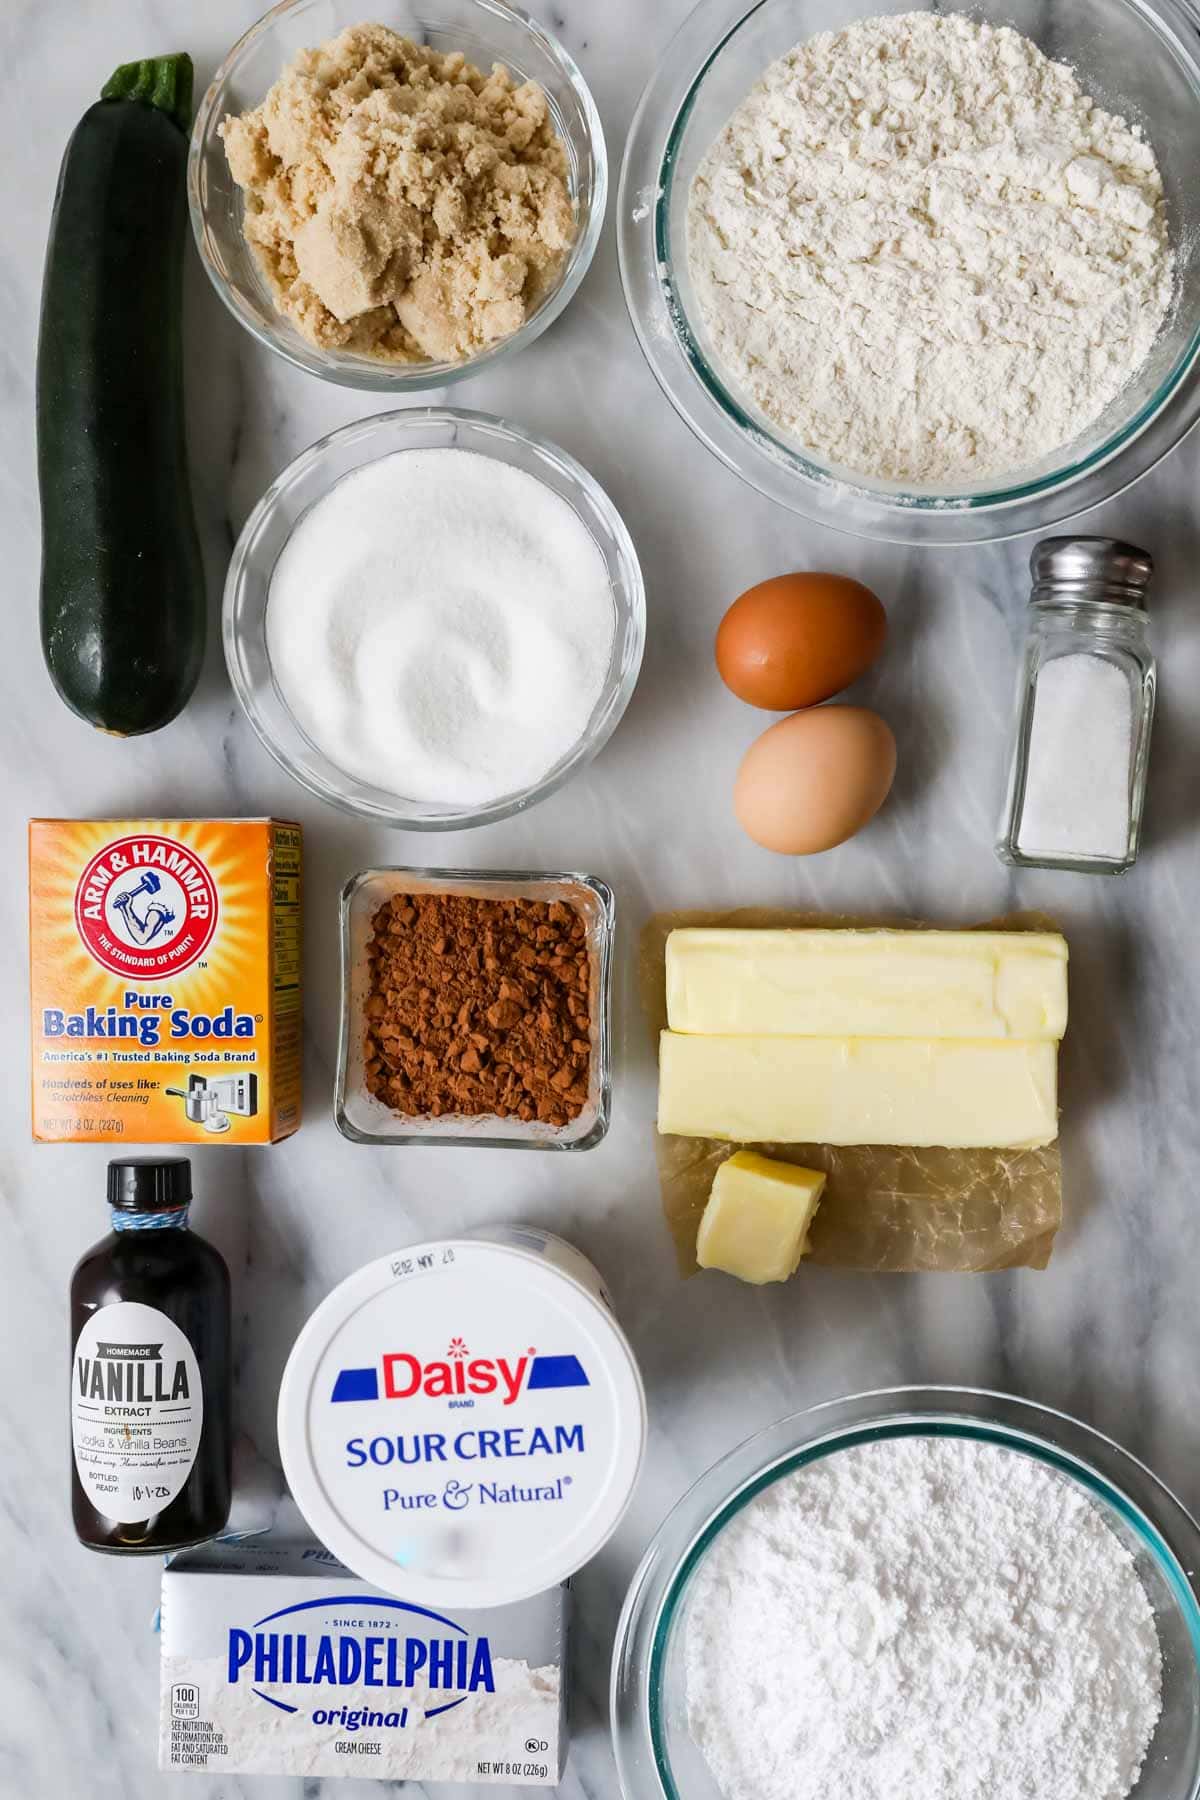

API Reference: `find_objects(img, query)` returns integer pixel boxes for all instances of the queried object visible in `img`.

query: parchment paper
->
[641,910,1063,1276]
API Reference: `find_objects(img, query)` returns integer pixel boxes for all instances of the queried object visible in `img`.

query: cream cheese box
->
[158,1538,568,1783]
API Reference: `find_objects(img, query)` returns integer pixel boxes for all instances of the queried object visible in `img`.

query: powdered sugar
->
[685,1436,1162,1800]
[687,12,1174,484]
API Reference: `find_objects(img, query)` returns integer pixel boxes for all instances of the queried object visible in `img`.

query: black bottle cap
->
[107,1157,192,1212]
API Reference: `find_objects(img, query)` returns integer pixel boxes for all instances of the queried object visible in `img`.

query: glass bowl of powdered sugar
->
[224,408,645,827]
[612,1387,1200,1800]
[619,0,1200,545]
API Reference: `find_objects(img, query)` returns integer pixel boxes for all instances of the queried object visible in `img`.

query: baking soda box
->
[29,819,302,1144]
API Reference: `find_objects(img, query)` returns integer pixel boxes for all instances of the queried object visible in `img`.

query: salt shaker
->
[996,537,1156,874]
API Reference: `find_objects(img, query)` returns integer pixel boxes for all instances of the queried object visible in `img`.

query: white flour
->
[685,1436,1162,1800]
[687,12,1174,484]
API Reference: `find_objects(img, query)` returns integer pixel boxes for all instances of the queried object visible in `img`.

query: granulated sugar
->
[266,448,615,807]
[685,1436,1162,1800]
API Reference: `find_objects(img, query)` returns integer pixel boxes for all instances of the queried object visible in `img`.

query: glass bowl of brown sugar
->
[336,867,614,1150]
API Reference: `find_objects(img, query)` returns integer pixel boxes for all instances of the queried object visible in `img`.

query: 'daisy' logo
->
[74,835,219,979]
[331,1339,590,1406]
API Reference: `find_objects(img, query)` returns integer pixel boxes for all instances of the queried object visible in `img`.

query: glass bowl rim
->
[610,1383,1200,1800]
[617,0,1200,543]
[187,0,609,393]
[334,864,615,1150]
[222,405,646,829]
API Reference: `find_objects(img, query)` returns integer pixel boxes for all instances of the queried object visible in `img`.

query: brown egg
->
[715,573,887,711]
[734,706,897,855]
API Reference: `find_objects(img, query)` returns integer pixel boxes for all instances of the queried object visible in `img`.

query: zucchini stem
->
[101,54,194,134]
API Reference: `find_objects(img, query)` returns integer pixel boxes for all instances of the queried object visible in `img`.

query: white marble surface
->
[6,1,1200,1795]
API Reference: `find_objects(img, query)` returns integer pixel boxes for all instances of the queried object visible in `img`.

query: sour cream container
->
[278,1227,646,1609]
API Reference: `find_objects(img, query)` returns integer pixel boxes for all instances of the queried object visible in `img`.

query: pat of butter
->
[658,1032,1058,1148]
[697,1151,826,1283]
[665,929,1068,1041]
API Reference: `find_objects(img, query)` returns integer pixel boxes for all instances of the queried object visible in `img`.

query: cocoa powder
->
[364,891,593,1126]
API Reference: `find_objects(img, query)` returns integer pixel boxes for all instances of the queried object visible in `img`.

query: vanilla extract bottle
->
[70,1158,231,1553]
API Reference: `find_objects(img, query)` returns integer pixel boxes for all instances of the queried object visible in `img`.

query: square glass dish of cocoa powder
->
[336,869,614,1149]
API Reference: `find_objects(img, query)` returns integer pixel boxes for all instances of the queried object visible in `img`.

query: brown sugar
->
[364,891,593,1127]
[219,25,575,364]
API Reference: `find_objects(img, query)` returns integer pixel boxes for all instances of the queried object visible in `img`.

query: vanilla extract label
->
[72,1300,203,1521]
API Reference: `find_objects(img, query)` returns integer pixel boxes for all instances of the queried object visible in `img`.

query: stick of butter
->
[665,929,1068,1040]
[697,1151,826,1283]
[657,1032,1059,1148]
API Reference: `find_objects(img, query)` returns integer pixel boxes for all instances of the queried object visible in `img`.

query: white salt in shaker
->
[996,538,1156,874]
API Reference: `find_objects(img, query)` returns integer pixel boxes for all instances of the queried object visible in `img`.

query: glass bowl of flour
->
[618,0,1200,544]
[223,408,645,827]
[612,1388,1200,1800]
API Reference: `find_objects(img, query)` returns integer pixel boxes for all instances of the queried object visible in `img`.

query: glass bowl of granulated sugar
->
[619,0,1200,545]
[612,1387,1200,1800]
[224,408,644,828]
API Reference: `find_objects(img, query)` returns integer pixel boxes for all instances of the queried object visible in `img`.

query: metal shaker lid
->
[1030,537,1154,609]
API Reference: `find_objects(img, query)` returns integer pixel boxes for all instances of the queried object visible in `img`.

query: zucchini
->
[37,55,205,736]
